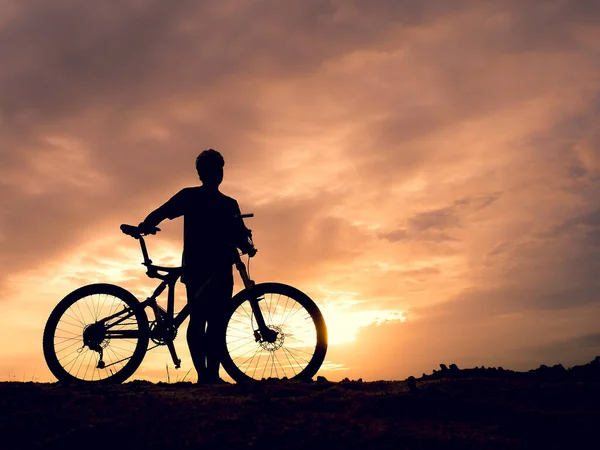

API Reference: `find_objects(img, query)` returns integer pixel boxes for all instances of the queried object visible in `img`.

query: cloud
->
[536,332,600,359]
[379,194,500,245]
[2,0,600,380]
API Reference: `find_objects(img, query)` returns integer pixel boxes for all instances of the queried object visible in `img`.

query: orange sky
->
[1,0,600,382]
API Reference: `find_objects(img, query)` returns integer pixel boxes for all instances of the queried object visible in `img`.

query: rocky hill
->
[2,358,600,449]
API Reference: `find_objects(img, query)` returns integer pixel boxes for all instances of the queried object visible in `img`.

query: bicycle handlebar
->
[121,214,253,239]
[119,213,256,268]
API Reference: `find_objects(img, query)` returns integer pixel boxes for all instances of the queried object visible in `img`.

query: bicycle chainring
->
[149,320,177,345]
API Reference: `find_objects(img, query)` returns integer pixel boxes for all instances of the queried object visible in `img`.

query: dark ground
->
[2,360,600,450]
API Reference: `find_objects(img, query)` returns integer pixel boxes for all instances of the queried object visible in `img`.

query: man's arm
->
[139,189,187,230]
[232,199,257,256]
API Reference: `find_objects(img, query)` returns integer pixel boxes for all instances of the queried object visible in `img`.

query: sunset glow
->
[1,0,600,383]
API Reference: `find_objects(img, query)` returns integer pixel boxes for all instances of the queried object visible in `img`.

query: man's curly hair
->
[196,149,224,179]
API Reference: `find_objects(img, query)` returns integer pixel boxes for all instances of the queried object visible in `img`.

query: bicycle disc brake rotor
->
[256,325,285,351]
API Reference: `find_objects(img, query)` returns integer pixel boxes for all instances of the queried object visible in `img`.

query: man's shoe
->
[207,377,229,385]
[196,373,211,385]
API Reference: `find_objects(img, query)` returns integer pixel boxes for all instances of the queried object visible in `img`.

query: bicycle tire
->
[43,283,149,384]
[220,282,327,382]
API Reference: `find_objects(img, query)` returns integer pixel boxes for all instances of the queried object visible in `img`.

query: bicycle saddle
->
[120,224,160,238]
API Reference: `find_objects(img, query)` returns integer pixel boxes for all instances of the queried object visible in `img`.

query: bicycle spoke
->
[282,346,304,367]
[55,328,80,337]
[281,302,303,326]
[243,349,260,375]
[59,314,83,328]
[55,340,82,353]
[73,350,85,378]
[251,349,265,378]
[229,340,258,355]
[263,296,274,326]
[64,349,84,373]
[83,296,95,322]
[284,347,311,363]
[275,351,292,378]
[58,345,86,363]
[261,354,269,380]
[70,303,86,326]
[82,351,93,381]
[77,348,94,379]
[108,343,136,353]
[225,336,249,345]
[272,351,280,378]
[98,293,109,320]
[279,299,297,326]
[281,346,298,376]
[64,309,84,327]
[93,294,101,320]
[228,316,251,326]
[57,349,76,365]
[74,301,87,325]
[279,295,290,327]
[236,346,262,370]
[54,336,81,346]
[273,294,282,323]
[106,346,125,369]
[240,302,253,321]
[225,325,253,335]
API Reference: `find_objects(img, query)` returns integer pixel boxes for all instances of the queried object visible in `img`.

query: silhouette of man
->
[139,149,256,384]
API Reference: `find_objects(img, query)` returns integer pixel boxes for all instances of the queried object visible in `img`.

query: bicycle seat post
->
[138,236,152,266]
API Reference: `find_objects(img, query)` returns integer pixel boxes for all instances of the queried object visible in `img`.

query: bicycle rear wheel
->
[43,283,149,384]
[221,282,327,382]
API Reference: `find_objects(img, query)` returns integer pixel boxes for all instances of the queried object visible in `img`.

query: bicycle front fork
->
[234,259,278,344]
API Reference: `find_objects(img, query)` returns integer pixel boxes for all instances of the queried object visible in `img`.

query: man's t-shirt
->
[156,186,249,274]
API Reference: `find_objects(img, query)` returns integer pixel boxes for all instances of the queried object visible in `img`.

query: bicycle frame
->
[100,229,268,370]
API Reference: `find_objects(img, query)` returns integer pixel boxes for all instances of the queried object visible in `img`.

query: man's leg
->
[205,270,234,381]
[185,278,210,382]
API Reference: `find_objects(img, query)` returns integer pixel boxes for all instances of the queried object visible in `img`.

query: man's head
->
[196,149,224,188]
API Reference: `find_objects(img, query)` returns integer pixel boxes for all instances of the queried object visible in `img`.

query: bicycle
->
[42,215,328,384]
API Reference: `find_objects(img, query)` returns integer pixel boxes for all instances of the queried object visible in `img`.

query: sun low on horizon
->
[2,0,600,384]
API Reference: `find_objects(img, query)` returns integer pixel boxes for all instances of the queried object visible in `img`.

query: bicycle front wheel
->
[43,283,149,384]
[221,282,328,382]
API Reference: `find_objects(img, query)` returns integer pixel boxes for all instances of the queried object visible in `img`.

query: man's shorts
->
[184,268,234,317]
